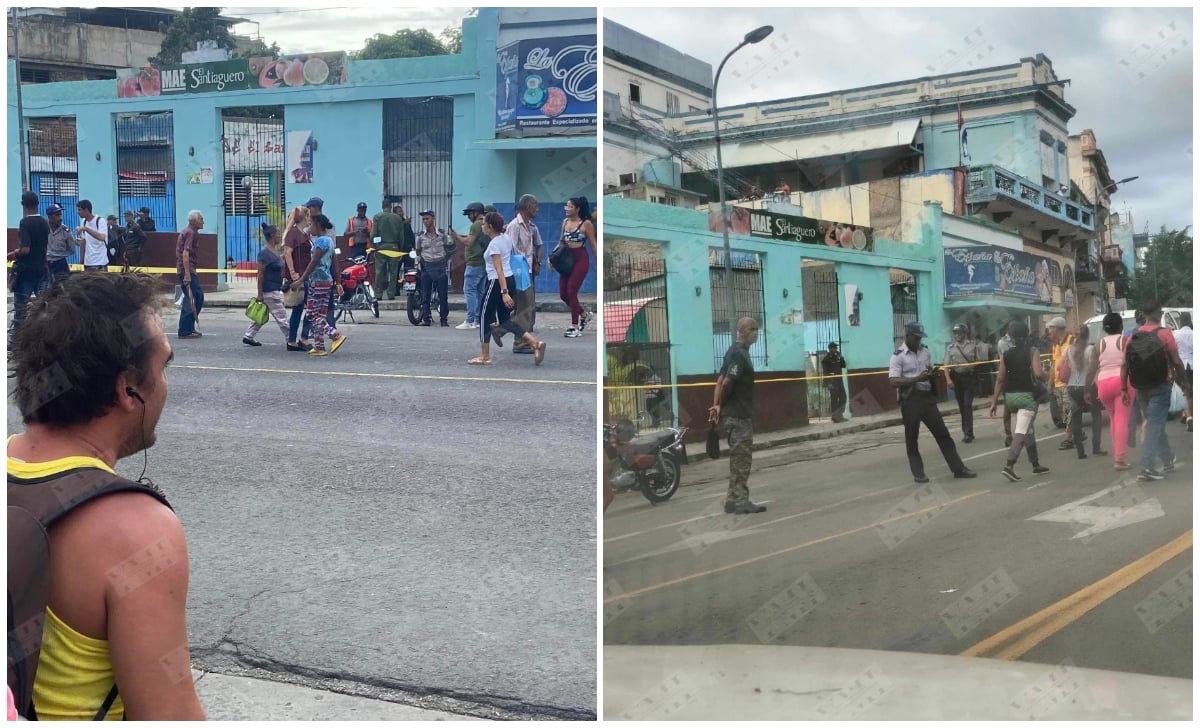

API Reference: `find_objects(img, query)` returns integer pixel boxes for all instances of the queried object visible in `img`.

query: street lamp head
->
[745,25,774,44]
[1115,176,1139,185]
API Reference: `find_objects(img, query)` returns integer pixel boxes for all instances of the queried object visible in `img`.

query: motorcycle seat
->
[628,432,674,453]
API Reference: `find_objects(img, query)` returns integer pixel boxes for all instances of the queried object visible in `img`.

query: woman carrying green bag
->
[243,222,292,347]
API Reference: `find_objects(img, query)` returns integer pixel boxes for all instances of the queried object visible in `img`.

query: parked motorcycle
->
[403,257,443,326]
[603,421,686,505]
[334,248,379,322]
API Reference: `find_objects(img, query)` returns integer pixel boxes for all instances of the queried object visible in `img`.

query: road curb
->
[693,401,993,461]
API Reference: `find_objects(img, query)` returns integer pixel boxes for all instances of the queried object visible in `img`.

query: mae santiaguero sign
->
[707,205,875,252]
[117,54,348,98]
[944,246,1056,303]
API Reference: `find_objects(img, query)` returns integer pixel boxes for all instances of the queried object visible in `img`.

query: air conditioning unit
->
[619,172,637,186]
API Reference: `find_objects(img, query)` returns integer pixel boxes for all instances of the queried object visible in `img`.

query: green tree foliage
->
[440,26,463,55]
[353,29,450,61]
[150,7,237,66]
[1130,227,1193,308]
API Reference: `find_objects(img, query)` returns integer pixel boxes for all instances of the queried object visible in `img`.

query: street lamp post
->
[12,8,30,192]
[1098,175,1138,313]
[713,25,773,337]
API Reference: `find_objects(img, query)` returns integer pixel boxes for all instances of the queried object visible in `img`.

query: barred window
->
[710,248,768,370]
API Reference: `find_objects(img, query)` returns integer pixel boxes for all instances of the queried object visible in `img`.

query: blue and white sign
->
[945,246,1055,303]
[496,34,596,137]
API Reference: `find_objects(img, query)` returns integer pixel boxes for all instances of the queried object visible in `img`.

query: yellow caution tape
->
[604,354,1053,390]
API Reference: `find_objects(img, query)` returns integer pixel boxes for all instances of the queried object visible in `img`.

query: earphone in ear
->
[125,387,144,404]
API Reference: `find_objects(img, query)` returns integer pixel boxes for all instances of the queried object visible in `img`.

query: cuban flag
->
[958,101,970,163]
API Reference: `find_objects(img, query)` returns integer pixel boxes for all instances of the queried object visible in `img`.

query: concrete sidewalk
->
[689,399,993,461]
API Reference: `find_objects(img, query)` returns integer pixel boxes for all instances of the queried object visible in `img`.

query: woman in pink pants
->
[555,197,596,338]
[1087,312,1131,470]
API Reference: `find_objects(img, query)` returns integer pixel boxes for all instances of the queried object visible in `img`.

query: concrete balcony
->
[966,164,1094,243]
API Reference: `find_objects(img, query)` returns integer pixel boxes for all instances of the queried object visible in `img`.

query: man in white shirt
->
[1175,312,1193,431]
[75,199,109,271]
[504,195,542,354]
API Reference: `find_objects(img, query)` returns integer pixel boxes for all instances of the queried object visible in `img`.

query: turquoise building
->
[8,8,597,293]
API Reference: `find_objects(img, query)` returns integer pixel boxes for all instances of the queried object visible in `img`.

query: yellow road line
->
[171,364,593,387]
[604,490,991,603]
[961,530,1193,660]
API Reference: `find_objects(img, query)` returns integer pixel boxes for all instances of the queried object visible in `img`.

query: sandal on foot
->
[534,341,547,366]
[468,357,493,365]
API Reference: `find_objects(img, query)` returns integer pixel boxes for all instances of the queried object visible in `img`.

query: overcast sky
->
[605,7,1193,234]
[223,7,471,57]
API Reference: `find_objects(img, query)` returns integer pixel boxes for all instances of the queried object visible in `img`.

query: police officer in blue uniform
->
[888,321,977,483]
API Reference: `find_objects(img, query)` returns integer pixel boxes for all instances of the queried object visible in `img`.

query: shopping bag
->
[244,298,269,325]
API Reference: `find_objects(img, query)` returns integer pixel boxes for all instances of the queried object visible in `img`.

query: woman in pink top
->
[1086,312,1131,470]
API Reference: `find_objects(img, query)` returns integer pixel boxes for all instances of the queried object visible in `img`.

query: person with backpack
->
[7,272,205,719]
[1123,300,1191,481]
[1086,312,1133,470]
[989,321,1051,482]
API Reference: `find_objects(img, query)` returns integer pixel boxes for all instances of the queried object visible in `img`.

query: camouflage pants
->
[724,417,754,503]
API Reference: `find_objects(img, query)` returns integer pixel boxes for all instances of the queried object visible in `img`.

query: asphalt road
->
[604,409,1192,683]
[8,306,598,720]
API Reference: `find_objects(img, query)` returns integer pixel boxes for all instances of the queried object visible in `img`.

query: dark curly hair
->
[10,272,164,427]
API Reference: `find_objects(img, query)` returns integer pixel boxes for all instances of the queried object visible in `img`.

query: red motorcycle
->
[334,248,379,322]
[603,421,686,505]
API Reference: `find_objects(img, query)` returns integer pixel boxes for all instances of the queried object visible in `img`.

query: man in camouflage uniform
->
[709,317,766,514]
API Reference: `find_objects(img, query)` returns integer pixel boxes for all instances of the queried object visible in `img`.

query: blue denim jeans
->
[288,279,313,344]
[1137,382,1174,471]
[463,265,486,323]
[177,273,204,336]
[11,272,46,328]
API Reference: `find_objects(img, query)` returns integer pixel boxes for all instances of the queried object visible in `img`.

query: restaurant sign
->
[944,245,1056,303]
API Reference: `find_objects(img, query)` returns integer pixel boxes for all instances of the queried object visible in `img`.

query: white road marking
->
[1028,485,1166,539]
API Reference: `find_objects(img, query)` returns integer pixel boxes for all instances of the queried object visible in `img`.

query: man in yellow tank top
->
[7,272,204,720]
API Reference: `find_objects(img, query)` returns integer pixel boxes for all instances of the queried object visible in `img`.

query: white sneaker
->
[564,327,581,338]
[455,321,474,330]
[579,309,591,330]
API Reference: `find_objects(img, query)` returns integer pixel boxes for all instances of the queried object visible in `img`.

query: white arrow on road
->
[1029,485,1165,539]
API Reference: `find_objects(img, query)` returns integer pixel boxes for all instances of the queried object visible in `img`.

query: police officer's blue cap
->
[45,203,64,215]
[419,209,435,217]
[304,197,324,208]
[905,321,927,338]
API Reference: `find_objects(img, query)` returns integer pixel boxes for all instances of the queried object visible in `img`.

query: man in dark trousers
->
[888,321,977,483]
[343,202,372,260]
[822,342,848,422]
[708,317,767,514]
[943,323,982,443]
[414,209,454,326]
[9,191,50,332]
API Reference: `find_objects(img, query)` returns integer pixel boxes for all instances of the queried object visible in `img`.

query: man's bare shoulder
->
[55,490,184,555]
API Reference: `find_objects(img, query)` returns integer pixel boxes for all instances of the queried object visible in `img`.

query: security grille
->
[803,262,841,419]
[890,269,919,351]
[114,112,175,231]
[605,243,673,432]
[222,112,286,262]
[383,98,453,225]
[710,248,768,371]
[27,116,81,263]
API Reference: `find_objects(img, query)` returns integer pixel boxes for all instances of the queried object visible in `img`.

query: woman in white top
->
[1086,312,1131,470]
[1058,326,1105,459]
[1175,312,1192,430]
[470,212,546,366]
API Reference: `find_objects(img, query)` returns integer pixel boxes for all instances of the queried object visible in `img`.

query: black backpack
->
[1125,327,1170,390]
[8,467,171,720]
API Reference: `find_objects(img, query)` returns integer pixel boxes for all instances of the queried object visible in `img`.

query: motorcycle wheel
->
[407,293,420,325]
[364,283,379,318]
[640,451,680,504]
